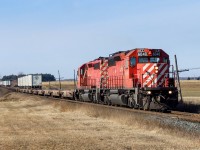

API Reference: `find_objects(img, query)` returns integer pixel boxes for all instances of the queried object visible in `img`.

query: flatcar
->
[75,48,178,111]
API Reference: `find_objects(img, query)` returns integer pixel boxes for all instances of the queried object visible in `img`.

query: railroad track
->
[23,92,200,124]
[170,111,200,123]
[2,86,199,124]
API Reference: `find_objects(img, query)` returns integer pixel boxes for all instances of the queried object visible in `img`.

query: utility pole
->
[49,81,51,89]
[58,70,61,90]
[174,55,183,102]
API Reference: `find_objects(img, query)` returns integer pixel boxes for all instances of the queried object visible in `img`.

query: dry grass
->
[0,92,199,150]
[57,101,200,137]
[42,81,75,90]
[178,80,200,112]
[181,80,200,97]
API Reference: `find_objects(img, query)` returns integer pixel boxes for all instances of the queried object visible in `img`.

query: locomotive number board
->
[138,52,148,56]
[152,51,160,56]
[138,49,161,57]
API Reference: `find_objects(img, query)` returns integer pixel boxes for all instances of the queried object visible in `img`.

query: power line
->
[178,67,200,73]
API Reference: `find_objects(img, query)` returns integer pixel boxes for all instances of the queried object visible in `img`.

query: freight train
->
[18,74,42,89]
[17,48,179,112]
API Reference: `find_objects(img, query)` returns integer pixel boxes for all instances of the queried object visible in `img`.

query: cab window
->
[163,58,168,63]
[139,57,148,63]
[94,63,100,70]
[108,58,116,66]
[80,69,84,75]
[88,64,93,68]
[150,57,160,63]
[130,57,136,67]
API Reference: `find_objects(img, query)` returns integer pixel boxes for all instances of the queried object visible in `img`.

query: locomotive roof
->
[109,50,131,57]
[109,48,168,58]
[87,57,108,63]
[79,48,169,69]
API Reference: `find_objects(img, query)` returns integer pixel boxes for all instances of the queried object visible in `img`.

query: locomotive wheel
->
[104,96,107,105]
[74,93,79,101]
[134,105,139,109]
[78,94,82,101]
[130,102,134,108]
[92,95,97,103]
[128,97,135,108]
[107,100,111,106]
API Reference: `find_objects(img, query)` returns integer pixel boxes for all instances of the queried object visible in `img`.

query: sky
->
[0,0,200,78]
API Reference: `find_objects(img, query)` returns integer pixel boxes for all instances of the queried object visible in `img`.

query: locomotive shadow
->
[176,102,200,113]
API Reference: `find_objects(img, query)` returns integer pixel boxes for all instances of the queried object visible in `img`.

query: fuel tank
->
[80,93,93,102]
[109,94,127,106]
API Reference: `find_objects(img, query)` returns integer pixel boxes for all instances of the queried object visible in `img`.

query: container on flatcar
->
[2,80,11,86]
[18,74,42,88]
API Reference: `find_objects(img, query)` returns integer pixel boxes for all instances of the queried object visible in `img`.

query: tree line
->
[1,74,56,82]
[187,77,200,80]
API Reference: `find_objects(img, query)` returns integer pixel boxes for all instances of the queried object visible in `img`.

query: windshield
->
[139,57,148,63]
[150,57,160,63]
[138,57,162,63]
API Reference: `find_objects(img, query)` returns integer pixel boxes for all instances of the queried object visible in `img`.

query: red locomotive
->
[76,48,179,111]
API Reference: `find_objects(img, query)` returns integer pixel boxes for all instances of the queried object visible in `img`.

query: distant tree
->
[187,77,191,80]
[2,75,18,81]
[42,74,56,82]
[197,77,200,80]
[18,72,25,78]
[2,73,56,82]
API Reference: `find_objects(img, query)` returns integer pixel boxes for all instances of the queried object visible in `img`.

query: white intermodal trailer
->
[2,80,11,87]
[18,74,42,89]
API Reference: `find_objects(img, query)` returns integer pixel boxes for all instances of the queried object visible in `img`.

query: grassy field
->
[179,80,200,108]
[181,80,200,97]
[0,91,199,149]
[42,81,75,90]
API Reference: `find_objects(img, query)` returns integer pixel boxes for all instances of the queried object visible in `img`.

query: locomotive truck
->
[75,48,178,111]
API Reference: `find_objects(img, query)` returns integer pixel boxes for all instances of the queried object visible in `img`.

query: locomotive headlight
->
[154,66,159,74]
[169,91,173,94]
[147,91,152,95]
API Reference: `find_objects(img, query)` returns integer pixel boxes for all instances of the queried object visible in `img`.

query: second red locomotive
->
[75,48,178,111]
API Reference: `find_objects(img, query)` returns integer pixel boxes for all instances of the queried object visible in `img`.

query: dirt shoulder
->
[0,87,12,97]
[0,92,199,150]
